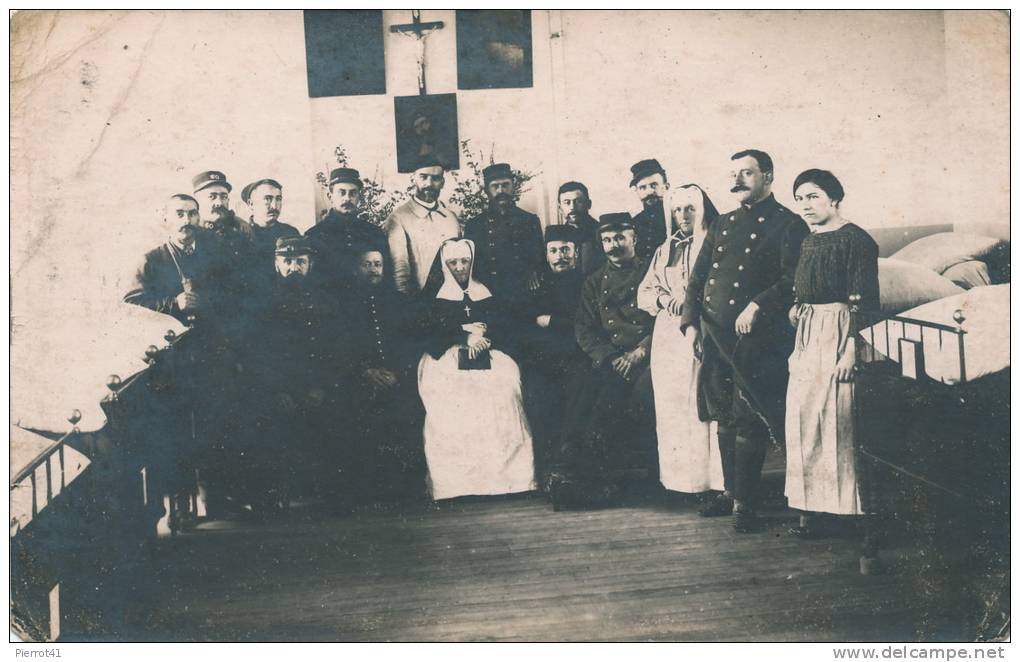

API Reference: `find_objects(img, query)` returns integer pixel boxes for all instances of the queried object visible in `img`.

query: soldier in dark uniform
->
[557,181,604,275]
[680,149,809,532]
[521,224,588,485]
[241,178,300,259]
[192,170,253,247]
[343,244,426,504]
[124,193,230,324]
[548,213,657,509]
[305,167,388,293]
[463,162,544,306]
[234,236,347,514]
[628,159,670,260]
[124,193,240,518]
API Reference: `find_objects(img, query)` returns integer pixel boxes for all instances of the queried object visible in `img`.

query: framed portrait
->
[456,10,533,90]
[393,93,460,173]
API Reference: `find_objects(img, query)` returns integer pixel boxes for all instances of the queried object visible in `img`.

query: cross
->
[464,303,472,318]
[390,10,445,96]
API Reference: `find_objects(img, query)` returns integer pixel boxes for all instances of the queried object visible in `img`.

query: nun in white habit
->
[417,238,536,499]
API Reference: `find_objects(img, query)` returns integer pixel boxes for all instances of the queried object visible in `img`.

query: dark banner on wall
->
[304,10,386,97]
[456,10,533,90]
[394,94,460,173]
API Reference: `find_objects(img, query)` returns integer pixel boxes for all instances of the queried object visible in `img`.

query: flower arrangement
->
[315,141,538,227]
[447,140,539,222]
[315,145,411,228]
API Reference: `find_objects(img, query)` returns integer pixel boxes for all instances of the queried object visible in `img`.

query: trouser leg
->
[717,422,737,495]
[732,387,769,507]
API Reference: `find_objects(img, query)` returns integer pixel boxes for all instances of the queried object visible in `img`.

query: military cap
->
[241,178,283,205]
[598,212,635,234]
[482,162,514,184]
[329,167,363,188]
[544,223,580,245]
[274,236,315,257]
[193,170,232,193]
[629,158,666,187]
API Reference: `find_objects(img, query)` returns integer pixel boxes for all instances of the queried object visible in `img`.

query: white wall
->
[10,10,1008,428]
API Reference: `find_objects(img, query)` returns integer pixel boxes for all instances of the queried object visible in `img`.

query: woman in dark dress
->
[785,169,880,536]
[417,238,535,499]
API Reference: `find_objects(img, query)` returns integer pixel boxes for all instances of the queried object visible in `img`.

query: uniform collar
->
[741,192,777,214]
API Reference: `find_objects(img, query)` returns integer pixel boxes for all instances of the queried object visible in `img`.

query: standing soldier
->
[463,163,544,306]
[681,148,809,532]
[305,167,388,292]
[628,159,671,260]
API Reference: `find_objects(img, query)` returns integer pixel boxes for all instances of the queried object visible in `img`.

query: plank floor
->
[139,494,932,642]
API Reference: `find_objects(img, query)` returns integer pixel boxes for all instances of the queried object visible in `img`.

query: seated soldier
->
[548,213,657,509]
[344,244,427,504]
[230,236,347,516]
[521,224,587,486]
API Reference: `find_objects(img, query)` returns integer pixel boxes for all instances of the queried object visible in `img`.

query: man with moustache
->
[241,178,300,259]
[628,159,671,259]
[522,224,588,484]
[234,236,346,513]
[124,193,229,324]
[385,156,461,296]
[192,170,253,244]
[557,181,604,275]
[342,244,426,504]
[547,213,657,509]
[681,149,808,532]
[463,163,544,305]
[305,167,388,292]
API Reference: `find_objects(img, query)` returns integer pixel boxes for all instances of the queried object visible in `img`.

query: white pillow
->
[890,232,1006,274]
[859,284,1010,384]
[878,258,963,314]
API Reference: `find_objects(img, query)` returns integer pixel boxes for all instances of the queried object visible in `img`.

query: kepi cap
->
[482,163,513,185]
[274,236,315,257]
[241,178,282,205]
[329,167,363,188]
[629,159,666,187]
[598,212,634,233]
[193,170,232,193]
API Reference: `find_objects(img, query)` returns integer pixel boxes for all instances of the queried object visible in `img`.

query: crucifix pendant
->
[464,303,472,317]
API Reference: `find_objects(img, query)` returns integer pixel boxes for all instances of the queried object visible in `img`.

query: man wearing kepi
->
[241,178,299,260]
[463,162,544,305]
[680,148,809,532]
[192,170,252,244]
[305,167,388,291]
[628,159,670,260]
[548,212,656,509]
[385,155,461,296]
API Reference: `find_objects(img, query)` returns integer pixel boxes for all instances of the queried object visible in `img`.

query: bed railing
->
[856,307,968,385]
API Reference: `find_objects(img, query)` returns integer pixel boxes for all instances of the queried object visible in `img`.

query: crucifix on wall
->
[390,10,445,96]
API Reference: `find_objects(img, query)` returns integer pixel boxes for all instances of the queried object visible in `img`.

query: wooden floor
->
[139,494,933,642]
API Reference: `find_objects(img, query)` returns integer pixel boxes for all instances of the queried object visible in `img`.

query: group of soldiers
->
[125,149,807,531]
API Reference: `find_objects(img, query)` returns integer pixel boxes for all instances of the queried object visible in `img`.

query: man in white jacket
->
[385,155,461,295]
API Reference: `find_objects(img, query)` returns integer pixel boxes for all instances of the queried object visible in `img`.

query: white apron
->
[650,263,723,493]
[784,302,862,515]
[418,347,536,500]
